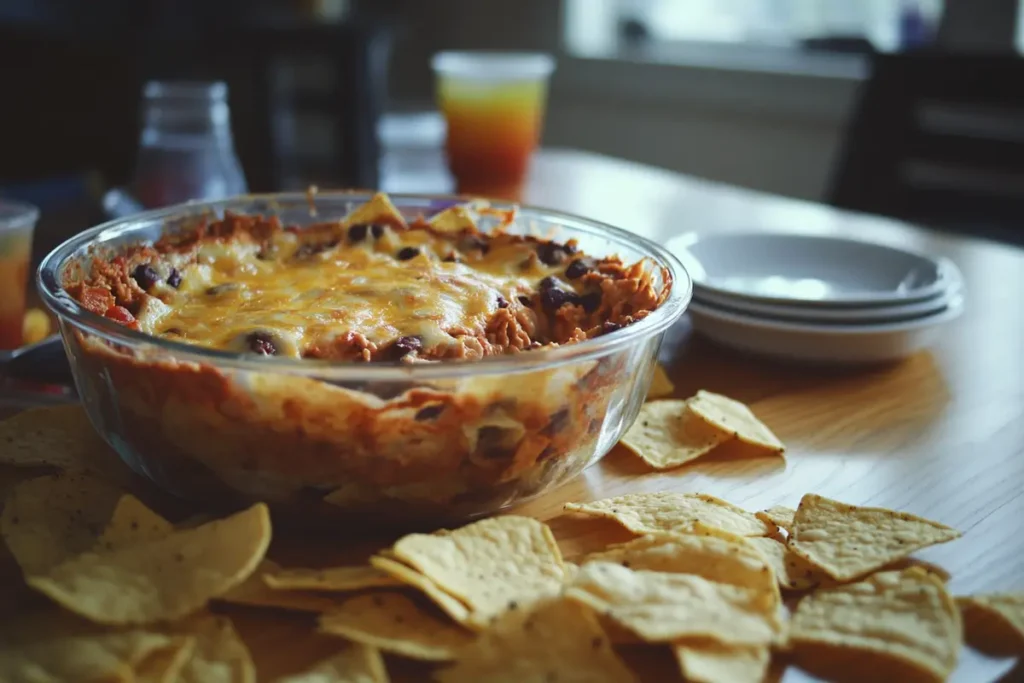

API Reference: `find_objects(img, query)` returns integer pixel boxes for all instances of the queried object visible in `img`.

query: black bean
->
[579,291,602,313]
[536,243,565,265]
[539,277,572,312]
[396,247,420,261]
[347,223,369,242]
[564,258,592,280]
[517,295,532,307]
[371,224,385,239]
[537,241,577,266]
[166,268,182,288]
[475,426,517,462]
[542,288,572,312]
[415,404,444,421]
[496,296,509,309]
[132,264,159,291]
[391,335,422,358]
[602,321,622,334]
[246,331,278,356]
[477,426,504,443]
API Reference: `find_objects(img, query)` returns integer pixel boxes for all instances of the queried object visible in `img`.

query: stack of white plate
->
[673,233,965,365]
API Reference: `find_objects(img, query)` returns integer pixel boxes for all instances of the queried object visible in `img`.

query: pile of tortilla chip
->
[560,490,1021,683]
[3,404,1024,683]
[637,370,785,471]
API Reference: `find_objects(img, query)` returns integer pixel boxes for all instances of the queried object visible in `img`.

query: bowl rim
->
[37,191,691,381]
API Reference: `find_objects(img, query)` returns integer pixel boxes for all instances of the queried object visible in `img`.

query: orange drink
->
[432,52,555,201]
[0,201,37,350]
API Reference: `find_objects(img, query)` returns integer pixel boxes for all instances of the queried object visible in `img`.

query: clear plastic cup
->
[0,200,38,350]
[431,51,555,201]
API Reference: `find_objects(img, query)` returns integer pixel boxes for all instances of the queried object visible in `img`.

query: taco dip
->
[37,192,690,527]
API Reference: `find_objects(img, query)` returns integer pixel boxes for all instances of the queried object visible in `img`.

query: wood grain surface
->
[2,150,1022,682]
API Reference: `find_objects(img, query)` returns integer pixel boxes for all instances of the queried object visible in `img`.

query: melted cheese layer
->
[143,234,565,359]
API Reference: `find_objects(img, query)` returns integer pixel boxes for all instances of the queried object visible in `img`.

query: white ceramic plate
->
[692,277,962,324]
[687,296,965,365]
[674,232,958,307]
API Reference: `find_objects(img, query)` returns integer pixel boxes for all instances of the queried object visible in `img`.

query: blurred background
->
[1,0,1023,266]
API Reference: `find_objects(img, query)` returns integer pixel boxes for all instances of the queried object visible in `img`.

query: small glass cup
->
[431,52,555,201]
[0,200,38,350]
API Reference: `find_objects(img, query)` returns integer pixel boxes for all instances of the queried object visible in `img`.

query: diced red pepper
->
[78,286,116,315]
[104,305,138,329]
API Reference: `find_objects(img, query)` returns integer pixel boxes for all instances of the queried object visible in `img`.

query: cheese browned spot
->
[65,194,670,362]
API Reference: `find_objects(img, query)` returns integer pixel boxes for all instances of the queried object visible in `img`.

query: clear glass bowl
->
[38,192,691,529]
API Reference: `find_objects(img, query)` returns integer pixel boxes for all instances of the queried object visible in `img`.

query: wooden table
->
[517,150,1024,682]
[4,149,1024,682]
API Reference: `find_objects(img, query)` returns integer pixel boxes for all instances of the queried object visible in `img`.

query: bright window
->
[564,0,947,55]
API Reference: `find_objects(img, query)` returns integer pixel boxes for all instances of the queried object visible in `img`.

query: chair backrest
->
[829,51,1024,241]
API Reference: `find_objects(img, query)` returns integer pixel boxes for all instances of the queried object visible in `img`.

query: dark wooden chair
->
[828,51,1024,245]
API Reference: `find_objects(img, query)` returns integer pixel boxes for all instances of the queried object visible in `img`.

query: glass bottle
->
[132,81,248,209]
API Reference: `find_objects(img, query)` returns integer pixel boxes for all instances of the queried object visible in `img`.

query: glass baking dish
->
[37,192,691,529]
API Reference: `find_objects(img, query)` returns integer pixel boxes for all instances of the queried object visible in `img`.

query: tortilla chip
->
[687,391,785,454]
[319,592,475,662]
[619,400,732,470]
[264,565,399,592]
[387,516,565,627]
[564,492,774,538]
[435,597,636,683]
[428,205,477,233]
[745,536,822,591]
[173,614,256,683]
[957,593,1024,655]
[219,560,345,614]
[566,562,780,645]
[343,193,405,230]
[0,471,123,574]
[272,645,389,683]
[646,364,675,400]
[892,559,951,584]
[788,494,961,581]
[0,405,117,472]
[672,641,770,683]
[95,495,174,552]
[755,505,796,535]
[584,532,778,610]
[369,555,471,624]
[0,619,189,683]
[135,639,197,683]
[789,567,961,683]
[27,503,271,624]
